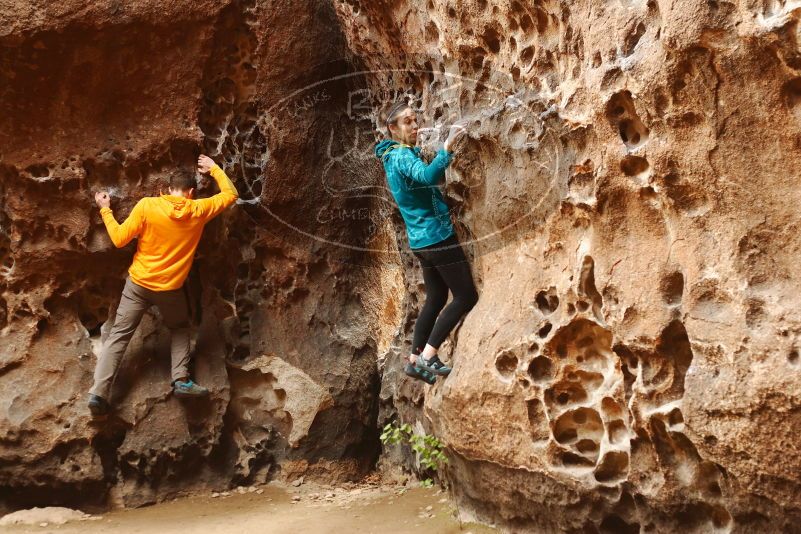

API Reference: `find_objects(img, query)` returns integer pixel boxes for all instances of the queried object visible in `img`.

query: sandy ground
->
[1,482,497,534]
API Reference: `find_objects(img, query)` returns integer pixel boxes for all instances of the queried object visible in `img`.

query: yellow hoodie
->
[99,165,239,291]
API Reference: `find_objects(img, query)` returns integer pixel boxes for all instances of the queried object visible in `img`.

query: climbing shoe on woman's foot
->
[88,394,111,417]
[173,379,209,398]
[404,363,437,385]
[416,354,452,376]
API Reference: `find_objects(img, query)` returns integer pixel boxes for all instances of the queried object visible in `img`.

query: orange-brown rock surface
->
[0,0,395,512]
[334,0,801,532]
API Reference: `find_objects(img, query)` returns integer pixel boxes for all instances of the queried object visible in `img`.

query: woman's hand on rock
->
[444,124,467,152]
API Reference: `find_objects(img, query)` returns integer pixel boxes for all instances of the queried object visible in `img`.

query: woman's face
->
[389,107,419,145]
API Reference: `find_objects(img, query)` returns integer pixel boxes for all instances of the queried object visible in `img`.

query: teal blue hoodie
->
[374,139,455,249]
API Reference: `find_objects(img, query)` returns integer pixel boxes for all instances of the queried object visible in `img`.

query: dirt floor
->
[1,482,497,534]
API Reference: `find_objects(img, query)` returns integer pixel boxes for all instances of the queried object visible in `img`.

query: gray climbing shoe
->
[404,363,437,385]
[88,394,111,417]
[416,354,452,376]
[173,379,209,398]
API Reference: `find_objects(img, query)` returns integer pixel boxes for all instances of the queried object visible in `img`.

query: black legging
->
[411,235,479,353]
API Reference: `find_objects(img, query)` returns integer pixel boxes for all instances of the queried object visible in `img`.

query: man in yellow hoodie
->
[88,154,238,417]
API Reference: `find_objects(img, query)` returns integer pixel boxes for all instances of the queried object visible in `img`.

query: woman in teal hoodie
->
[374,101,478,384]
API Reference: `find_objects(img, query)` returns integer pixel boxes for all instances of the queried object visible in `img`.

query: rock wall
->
[0,0,402,511]
[334,0,801,532]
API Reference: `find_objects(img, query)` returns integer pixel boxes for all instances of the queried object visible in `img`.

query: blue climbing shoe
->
[416,354,452,376]
[173,379,209,398]
[88,394,111,417]
[404,363,437,385]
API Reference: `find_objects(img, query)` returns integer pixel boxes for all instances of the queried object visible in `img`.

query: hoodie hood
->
[374,139,398,160]
[158,194,193,220]
[374,139,417,162]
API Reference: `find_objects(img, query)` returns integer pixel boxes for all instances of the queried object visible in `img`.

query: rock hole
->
[594,451,629,483]
[25,163,52,179]
[538,322,552,338]
[520,46,534,66]
[600,514,640,534]
[495,350,519,378]
[675,502,733,529]
[528,356,553,382]
[620,155,649,177]
[509,0,524,12]
[555,427,578,443]
[575,369,605,391]
[535,287,559,315]
[655,319,693,396]
[712,506,733,528]
[35,318,47,337]
[561,451,594,468]
[619,121,641,145]
[481,27,501,54]
[608,420,627,445]
[668,407,684,426]
[579,256,604,322]
[425,22,439,42]
[553,408,603,452]
[642,185,656,198]
[567,303,576,315]
[534,7,549,33]
[605,91,649,149]
[782,77,801,108]
[576,300,589,312]
[661,271,684,306]
[788,349,799,365]
[601,397,624,419]
[623,22,646,56]
[520,13,534,33]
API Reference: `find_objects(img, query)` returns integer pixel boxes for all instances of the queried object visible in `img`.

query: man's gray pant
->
[90,277,191,399]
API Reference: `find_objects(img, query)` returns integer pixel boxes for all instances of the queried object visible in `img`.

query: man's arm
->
[395,148,453,186]
[194,155,239,220]
[96,194,146,248]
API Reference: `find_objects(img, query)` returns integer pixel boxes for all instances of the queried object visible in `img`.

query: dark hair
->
[169,170,196,191]
[385,100,411,132]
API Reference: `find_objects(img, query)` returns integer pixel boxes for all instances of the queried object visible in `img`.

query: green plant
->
[380,422,449,485]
